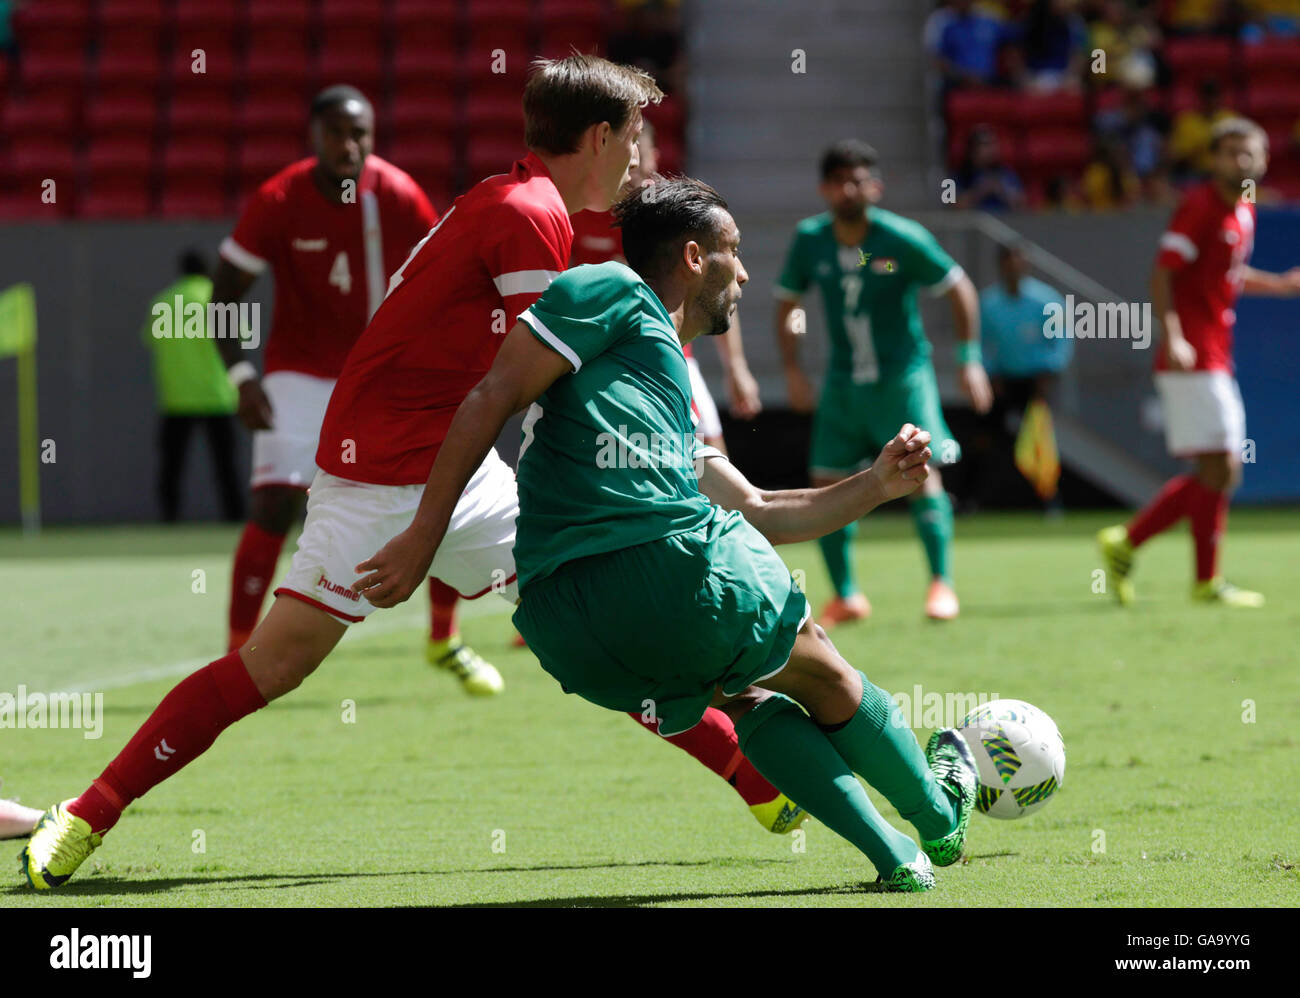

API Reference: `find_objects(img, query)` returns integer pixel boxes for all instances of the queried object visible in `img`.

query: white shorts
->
[686,355,723,442]
[1155,370,1246,457]
[275,448,520,624]
[251,371,336,489]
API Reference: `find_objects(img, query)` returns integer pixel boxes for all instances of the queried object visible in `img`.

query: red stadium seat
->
[236,138,309,196]
[459,49,532,100]
[239,99,308,140]
[244,47,313,102]
[85,95,159,140]
[946,88,1020,126]
[160,138,233,217]
[96,48,162,99]
[172,0,243,63]
[391,51,460,101]
[17,52,86,107]
[387,137,456,204]
[1012,91,1086,126]
[1022,130,1091,170]
[465,1,534,59]
[167,48,238,98]
[391,0,460,57]
[11,2,92,57]
[387,97,459,143]
[2,97,80,141]
[536,0,611,57]
[1163,38,1236,85]
[246,2,314,55]
[8,139,79,216]
[85,137,154,180]
[314,46,385,97]
[1246,83,1300,122]
[320,0,387,50]
[1243,38,1300,86]
[168,94,238,140]
[463,95,525,142]
[98,0,165,57]
[464,135,527,186]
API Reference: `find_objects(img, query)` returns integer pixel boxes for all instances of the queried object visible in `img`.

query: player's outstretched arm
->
[353,321,571,608]
[699,424,931,545]
[1240,265,1300,297]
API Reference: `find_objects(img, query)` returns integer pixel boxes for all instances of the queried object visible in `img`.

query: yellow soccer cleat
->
[1192,577,1264,608]
[427,636,504,696]
[749,793,809,834]
[18,801,102,890]
[1097,525,1136,606]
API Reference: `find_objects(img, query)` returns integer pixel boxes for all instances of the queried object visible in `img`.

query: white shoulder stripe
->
[519,309,581,372]
[1159,232,1199,262]
[219,236,268,275]
[494,269,560,297]
[924,263,965,297]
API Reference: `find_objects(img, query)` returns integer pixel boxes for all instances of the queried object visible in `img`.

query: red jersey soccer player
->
[1098,117,1300,607]
[23,57,798,891]
[212,85,500,694]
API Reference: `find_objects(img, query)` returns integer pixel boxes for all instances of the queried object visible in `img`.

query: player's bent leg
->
[811,473,871,628]
[625,708,807,834]
[239,593,348,701]
[911,469,959,620]
[228,485,306,652]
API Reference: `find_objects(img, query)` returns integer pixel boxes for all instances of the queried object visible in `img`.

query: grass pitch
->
[2,509,1297,907]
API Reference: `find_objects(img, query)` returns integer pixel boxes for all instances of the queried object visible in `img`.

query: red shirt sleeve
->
[1155,191,1209,272]
[484,199,573,323]
[221,182,282,276]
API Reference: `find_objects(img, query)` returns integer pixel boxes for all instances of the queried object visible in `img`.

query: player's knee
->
[250,488,301,535]
[244,644,320,701]
[1198,456,1234,492]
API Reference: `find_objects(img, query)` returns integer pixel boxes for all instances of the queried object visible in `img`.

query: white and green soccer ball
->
[957,699,1065,820]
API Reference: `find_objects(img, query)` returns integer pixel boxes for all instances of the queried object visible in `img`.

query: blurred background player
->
[968,241,1070,513]
[142,249,243,524]
[570,120,762,450]
[211,84,501,694]
[1099,118,1300,608]
[569,127,797,833]
[776,139,991,625]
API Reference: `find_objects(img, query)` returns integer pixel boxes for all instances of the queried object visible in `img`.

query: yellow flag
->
[1014,399,1061,501]
[0,283,37,357]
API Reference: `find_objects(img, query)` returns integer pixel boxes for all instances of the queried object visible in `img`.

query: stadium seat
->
[465,135,527,186]
[239,99,308,140]
[1022,130,1091,171]
[9,139,79,216]
[236,138,309,196]
[160,139,234,218]
[1012,91,1086,126]
[314,45,386,97]
[1246,83,1300,122]
[319,0,387,50]
[172,0,243,63]
[391,0,461,57]
[388,97,459,144]
[11,2,93,57]
[85,95,159,141]
[246,1,315,55]
[96,48,163,100]
[946,88,1020,127]
[465,1,534,59]
[1163,38,1236,86]
[464,95,526,143]
[168,48,238,99]
[392,51,460,102]
[2,97,80,141]
[97,0,165,57]
[168,95,238,141]
[537,0,611,57]
[387,138,457,204]
[1242,38,1300,86]
[459,50,532,100]
[244,47,313,102]
[17,52,87,108]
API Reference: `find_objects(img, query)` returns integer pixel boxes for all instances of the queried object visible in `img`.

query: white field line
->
[53,596,515,696]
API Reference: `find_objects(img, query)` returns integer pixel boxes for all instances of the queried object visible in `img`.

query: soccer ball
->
[957,699,1065,820]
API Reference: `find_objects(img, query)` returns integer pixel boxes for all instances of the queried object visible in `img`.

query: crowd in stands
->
[928,0,1300,208]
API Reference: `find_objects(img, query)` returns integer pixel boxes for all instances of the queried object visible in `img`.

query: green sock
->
[735,695,920,878]
[822,673,957,842]
[818,521,858,598]
[910,492,953,581]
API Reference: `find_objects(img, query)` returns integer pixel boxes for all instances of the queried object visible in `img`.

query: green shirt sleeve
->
[774,227,811,301]
[899,221,961,293]
[519,264,636,371]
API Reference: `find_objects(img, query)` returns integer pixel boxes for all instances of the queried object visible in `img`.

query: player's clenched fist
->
[867,423,931,503]
[354,526,441,608]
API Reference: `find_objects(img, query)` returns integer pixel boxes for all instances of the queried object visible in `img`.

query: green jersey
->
[141,275,238,415]
[775,206,961,384]
[514,262,718,589]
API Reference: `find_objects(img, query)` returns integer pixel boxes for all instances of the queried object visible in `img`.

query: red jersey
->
[317,152,572,485]
[220,155,438,380]
[568,208,693,358]
[1154,181,1256,373]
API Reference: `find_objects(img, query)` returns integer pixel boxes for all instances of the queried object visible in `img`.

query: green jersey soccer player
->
[359,177,979,891]
[776,140,992,624]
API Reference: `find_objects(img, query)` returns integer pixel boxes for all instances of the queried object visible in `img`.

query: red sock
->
[628,708,781,807]
[228,521,286,650]
[67,652,266,834]
[1188,481,1228,582]
[1127,474,1197,548]
[428,578,459,641]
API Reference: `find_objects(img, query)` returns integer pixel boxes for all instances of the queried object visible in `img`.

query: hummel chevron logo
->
[153,739,176,762]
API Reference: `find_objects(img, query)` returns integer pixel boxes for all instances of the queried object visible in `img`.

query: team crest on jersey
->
[869,257,898,274]
[292,238,328,251]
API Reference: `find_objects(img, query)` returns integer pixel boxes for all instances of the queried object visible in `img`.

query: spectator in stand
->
[1043,173,1085,210]
[1095,83,1169,194]
[927,0,1011,89]
[957,125,1027,209]
[1169,79,1236,180]
[1009,0,1088,91]
[1162,0,1224,34]
[1081,135,1141,208]
[1088,0,1161,87]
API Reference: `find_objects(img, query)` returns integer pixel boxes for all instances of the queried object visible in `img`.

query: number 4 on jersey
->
[329,251,352,295]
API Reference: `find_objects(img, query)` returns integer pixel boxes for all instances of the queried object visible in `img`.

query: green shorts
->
[513,506,810,736]
[810,364,959,478]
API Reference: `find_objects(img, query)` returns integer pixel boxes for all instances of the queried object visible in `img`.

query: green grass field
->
[2,509,1297,907]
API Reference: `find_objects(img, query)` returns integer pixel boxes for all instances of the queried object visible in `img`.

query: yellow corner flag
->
[1014,398,1061,502]
[0,283,40,532]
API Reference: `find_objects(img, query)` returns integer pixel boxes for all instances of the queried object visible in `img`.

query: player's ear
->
[682,239,704,275]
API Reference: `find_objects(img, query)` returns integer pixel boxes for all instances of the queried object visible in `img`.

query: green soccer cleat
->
[427,636,504,696]
[749,793,808,834]
[880,850,935,892]
[921,728,979,868]
[1192,577,1264,608]
[1097,525,1136,606]
[18,801,102,890]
